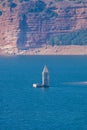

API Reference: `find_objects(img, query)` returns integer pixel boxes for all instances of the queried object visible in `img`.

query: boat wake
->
[63,81,87,85]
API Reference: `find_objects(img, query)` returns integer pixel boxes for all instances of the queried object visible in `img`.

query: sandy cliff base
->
[0,45,87,56]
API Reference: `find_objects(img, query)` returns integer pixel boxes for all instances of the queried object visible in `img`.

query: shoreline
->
[0,45,87,56]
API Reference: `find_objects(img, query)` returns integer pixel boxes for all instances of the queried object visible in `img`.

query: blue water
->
[0,56,87,130]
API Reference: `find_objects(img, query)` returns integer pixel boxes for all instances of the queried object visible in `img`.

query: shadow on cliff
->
[17,14,28,50]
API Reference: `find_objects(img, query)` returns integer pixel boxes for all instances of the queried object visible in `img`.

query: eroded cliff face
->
[0,0,87,50]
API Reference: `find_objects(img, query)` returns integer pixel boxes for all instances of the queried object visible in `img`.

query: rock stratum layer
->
[0,0,87,54]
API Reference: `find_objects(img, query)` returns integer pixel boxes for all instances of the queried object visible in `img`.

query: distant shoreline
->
[0,45,87,56]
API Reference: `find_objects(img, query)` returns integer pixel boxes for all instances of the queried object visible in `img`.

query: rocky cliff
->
[0,0,87,51]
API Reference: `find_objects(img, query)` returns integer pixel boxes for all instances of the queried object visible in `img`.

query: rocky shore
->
[0,45,87,56]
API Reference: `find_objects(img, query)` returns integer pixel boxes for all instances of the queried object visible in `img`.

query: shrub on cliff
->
[8,2,17,12]
[45,7,58,19]
[0,11,2,16]
[47,29,87,45]
[28,0,46,13]
[9,2,17,8]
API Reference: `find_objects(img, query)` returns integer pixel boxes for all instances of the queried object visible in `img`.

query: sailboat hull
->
[33,84,49,88]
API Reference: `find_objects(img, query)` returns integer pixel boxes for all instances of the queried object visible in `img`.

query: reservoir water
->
[0,56,87,130]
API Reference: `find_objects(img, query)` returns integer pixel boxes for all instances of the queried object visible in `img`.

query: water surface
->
[0,56,87,130]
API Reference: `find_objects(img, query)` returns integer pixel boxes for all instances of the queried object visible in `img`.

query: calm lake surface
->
[0,56,87,130]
